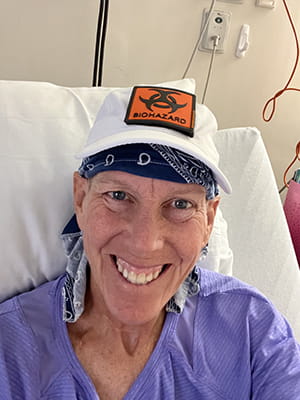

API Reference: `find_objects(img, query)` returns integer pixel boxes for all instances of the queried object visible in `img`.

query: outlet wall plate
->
[199,9,231,53]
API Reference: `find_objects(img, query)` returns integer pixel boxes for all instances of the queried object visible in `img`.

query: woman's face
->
[74,170,219,327]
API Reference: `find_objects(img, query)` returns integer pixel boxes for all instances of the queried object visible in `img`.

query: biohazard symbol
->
[139,89,187,114]
[125,85,195,137]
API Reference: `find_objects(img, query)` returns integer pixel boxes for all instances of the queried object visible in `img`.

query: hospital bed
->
[1,80,299,340]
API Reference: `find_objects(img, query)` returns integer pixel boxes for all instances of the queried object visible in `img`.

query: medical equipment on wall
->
[235,24,250,58]
[182,0,217,81]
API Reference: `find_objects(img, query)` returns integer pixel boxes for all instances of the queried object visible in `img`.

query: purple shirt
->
[0,270,299,399]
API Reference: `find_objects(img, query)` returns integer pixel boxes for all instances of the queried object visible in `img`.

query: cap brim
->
[76,129,232,194]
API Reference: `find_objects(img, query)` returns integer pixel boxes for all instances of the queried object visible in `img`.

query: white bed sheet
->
[215,127,300,339]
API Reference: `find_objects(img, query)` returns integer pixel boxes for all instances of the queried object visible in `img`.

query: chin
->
[107,299,166,327]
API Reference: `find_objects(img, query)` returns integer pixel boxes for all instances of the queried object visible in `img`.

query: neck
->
[72,284,166,356]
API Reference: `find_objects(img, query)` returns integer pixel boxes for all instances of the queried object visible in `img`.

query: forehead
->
[90,170,206,197]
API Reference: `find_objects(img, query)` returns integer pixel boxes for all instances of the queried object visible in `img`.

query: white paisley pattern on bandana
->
[149,144,218,200]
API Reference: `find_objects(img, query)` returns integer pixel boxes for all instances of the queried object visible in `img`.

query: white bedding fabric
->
[215,127,300,339]
[0,80,299,340]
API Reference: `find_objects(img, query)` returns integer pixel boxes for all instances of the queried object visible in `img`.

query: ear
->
[73,172,89,229]
[205,196,220,242]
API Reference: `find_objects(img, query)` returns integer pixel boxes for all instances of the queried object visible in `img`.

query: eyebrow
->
[91,176,132,187]
[91,175,206,196]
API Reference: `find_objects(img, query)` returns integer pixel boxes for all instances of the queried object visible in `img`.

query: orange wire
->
[262,0,300,122]
[283,141,300,187]
[262,0,300,190]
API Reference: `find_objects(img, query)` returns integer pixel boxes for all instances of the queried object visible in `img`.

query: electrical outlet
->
[199,9,231,53]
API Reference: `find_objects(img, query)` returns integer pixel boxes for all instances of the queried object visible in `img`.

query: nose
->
[125,209,165,257]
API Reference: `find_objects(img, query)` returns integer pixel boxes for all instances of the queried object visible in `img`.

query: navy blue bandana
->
[78,143,218,199]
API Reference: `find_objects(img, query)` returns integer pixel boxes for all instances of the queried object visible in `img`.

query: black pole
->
[97,0,110,87]
[92,0,104,86]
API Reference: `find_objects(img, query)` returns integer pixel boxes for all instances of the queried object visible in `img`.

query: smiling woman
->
[73,170,216,328]
[0,79,299,400]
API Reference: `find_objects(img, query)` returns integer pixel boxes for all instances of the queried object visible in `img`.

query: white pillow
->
[0,80,232,302]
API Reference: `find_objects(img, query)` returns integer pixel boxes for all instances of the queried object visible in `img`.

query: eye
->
[103,190,132,213]
[172,199,192,209]
[163,198,195,222]
[108,191,128,201]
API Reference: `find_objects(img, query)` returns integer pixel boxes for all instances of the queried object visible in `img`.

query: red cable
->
[263,0,300,122]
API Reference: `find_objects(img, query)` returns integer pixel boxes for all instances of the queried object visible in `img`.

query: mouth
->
[112,255,170,285]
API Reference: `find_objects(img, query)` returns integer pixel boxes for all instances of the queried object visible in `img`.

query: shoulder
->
[190,269,300,397]
[0,276,66,397]
[0,275,63,317]
[0,275,64,342]
[198,268,264,299]
[196,268,292,338]
[194,269,300,357]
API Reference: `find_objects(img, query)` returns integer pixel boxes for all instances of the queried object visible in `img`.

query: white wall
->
[0,0,299,190]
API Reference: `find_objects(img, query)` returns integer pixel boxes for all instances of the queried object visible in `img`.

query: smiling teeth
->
[116,259,162,285]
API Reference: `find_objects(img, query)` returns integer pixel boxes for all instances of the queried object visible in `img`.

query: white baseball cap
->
[76,79,232,194]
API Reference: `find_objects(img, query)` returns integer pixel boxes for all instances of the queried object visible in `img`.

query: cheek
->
[174,219,209,266]
[81,207,122,253]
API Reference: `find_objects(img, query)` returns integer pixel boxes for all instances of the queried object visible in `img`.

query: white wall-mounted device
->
[199,9,231,53]
[255,0,276,8]
[236,24,250,58]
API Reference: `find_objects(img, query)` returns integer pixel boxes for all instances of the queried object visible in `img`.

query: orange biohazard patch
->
[125,86,196,137]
